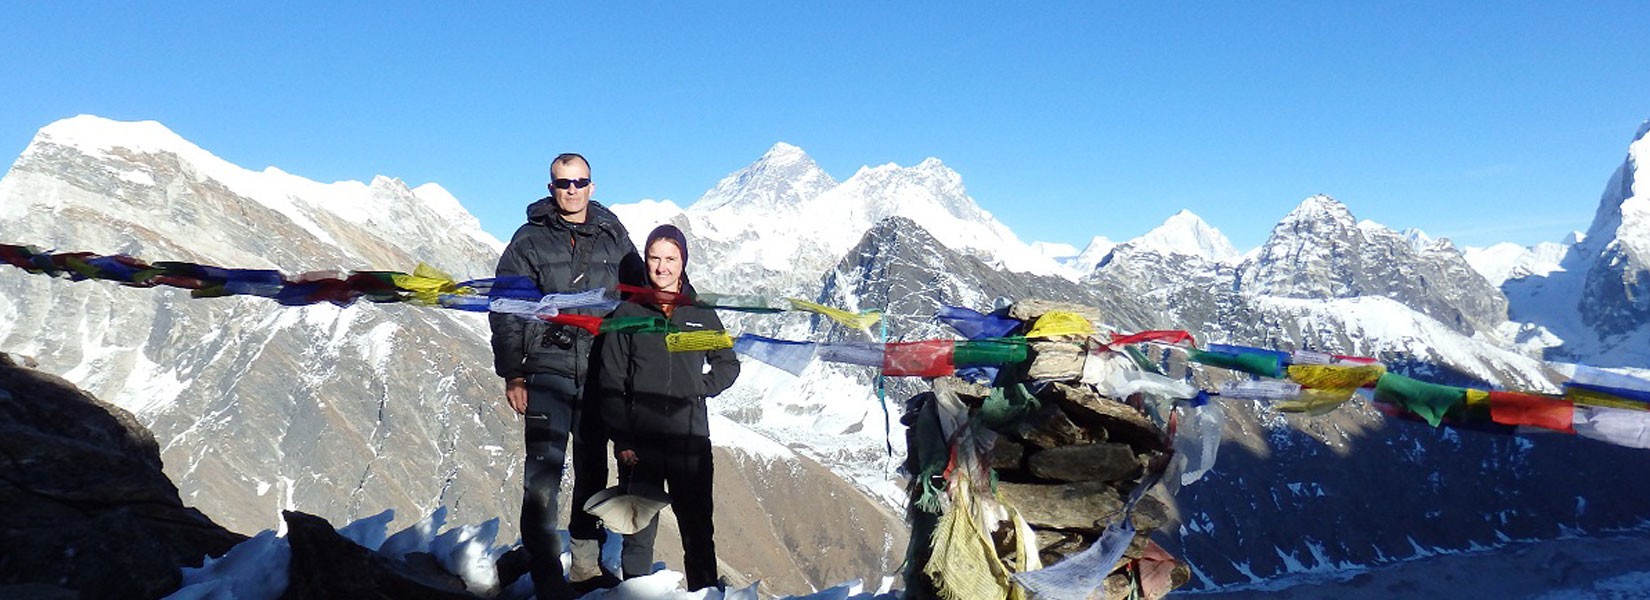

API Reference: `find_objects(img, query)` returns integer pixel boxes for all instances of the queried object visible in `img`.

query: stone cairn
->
[902,300,1191,600]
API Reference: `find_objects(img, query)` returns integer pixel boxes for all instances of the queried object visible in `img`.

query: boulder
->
[0,353,244,599]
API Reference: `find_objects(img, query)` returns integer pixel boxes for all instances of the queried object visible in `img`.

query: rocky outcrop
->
[0,352,244,599]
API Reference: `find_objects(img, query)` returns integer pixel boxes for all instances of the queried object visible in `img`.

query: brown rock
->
[1027,341,1086,381]
[1028,443,1140,483]
[1010,404,1093,449]
[1130,491,1172,533]
[1048,382,1169,452]
[991,436,1026,474]
[997,481,1124,532]
[1033,530,1089,563]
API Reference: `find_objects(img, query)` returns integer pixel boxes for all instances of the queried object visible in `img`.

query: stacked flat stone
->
[906,300,1191,600]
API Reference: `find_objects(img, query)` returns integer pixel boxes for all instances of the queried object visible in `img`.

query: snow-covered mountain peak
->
[689,143,836,215]
[758,141,808,165]
[32,114,201,160]
[1129,209,1239,262]
[1283,194,1356,227]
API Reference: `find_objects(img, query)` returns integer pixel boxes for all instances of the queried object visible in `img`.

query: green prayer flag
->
[1373,372,1466,427]
[601,316,672,334]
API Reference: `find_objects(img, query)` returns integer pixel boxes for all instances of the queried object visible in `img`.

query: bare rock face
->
[0,353,244,599]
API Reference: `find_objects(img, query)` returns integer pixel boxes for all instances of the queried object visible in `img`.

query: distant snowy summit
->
[613,142,1067,281]
[2,115,503,276]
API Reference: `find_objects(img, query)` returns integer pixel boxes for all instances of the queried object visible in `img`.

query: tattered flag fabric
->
[936,305,1021,340]
[815,341,886,368]
[1565,383,1650,408]
[539,313,603,337]
[883,340,956,378]
[602,316,672,334]
[925,473,1011,600]
[438,294,492,312]
[788,298,883,331]
[489,298,561,318]
[456,275,541,300]
[1011,517,1134,600]
[695,292,786,313]
[1189,348,1283,379]
[1572,405,1650,449]
[1108,330,1195,348]
[1373,372,1466,427]
[1217,379,1302,401]
[732,335,817,376]
[1098,366,1199,402]
[1080,347,1135,387]
[390,264,460,304]
[1289,349,1333,365]
[953,338,1028,367]
[1279,364,1386,414]
[1174,401,1224,486]
[665,330,734,352]
[1488,390,1574,433]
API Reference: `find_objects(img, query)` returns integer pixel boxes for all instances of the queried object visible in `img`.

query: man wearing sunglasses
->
[490,153,642,599]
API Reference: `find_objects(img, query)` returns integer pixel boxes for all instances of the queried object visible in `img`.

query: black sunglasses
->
[551,177,592,190]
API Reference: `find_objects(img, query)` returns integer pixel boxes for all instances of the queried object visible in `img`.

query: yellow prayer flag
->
[1465,388,1491,411]
[1026,311,1096,339]
[1565,386,1650,411]
[1278,364,1386,414]
[787,298,883,331]
[392,263,460,304]
[925,473,1012,600]
[665,330,734,352]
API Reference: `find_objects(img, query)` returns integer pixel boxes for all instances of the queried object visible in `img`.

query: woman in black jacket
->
[593,224,739,591]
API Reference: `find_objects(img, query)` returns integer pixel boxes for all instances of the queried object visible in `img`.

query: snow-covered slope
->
[1464,237,1575,287]
[1500,121,1650,366]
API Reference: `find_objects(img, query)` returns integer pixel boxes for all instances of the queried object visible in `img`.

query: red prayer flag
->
[1109,330,1195,347]
[539,313,603,337]
[1489,390,1575,433]
[882,340,954,378]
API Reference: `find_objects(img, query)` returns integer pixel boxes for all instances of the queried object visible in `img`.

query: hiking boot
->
[570,570,622,594]
[568,538,603,583]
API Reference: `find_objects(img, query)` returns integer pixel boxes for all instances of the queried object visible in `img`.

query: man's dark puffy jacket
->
[489,198,641,381]
[593,284,741,447]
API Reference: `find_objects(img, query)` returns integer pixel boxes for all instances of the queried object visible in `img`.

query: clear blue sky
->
[3,2,1646,252]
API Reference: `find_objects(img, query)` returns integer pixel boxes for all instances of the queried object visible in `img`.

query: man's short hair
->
[551,153,590,177]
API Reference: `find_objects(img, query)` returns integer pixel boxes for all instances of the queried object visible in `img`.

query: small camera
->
[540,323,575,349]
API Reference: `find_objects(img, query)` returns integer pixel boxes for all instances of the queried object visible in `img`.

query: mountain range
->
[2,114,1648,593]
